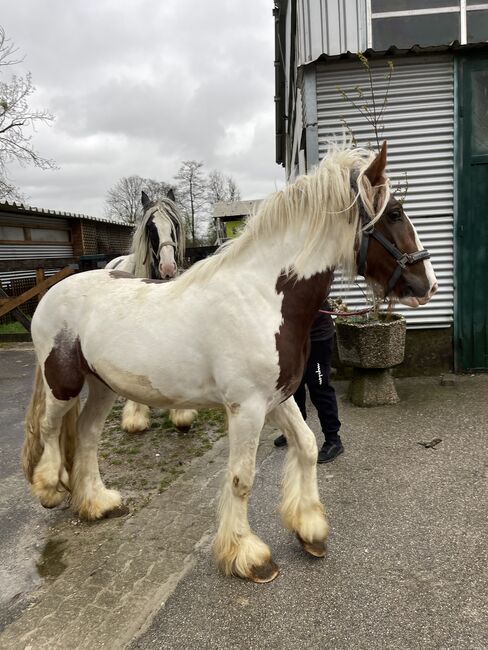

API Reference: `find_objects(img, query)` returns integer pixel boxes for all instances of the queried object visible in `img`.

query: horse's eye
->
[389,210,402,222]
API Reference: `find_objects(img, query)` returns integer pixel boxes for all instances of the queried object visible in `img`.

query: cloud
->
[1,0,284,216]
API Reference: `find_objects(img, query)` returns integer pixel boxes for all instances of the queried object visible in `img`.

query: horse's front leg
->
[121,400,151,433]
[268,398,329,557]
[214,400,279,583]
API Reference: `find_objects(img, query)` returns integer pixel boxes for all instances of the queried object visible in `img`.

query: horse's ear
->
[364,141,388,187]
[141,191,151,209]
[167,188,176,202]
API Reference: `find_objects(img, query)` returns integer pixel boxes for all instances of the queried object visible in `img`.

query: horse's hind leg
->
[31,391,78,509]
[70,376,122,520]
[121,400,150,433]
[169,408,197,433]
[214,400,278,583]
[268,398,329,557]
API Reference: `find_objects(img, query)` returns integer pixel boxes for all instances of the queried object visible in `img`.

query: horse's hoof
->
[247,559,280,583]
[297,534,327,558]
[41,500,60,509]
[176,425,191,433]
[35,484,66,509]
[103,504,130,519]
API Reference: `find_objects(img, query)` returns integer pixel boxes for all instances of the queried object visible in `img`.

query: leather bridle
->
[352,173,431,296]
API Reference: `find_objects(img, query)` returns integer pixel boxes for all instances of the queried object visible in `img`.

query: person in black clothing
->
[274,299,343,464]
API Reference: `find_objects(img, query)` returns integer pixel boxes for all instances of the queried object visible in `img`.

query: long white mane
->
[172,145,390,291]
[131,199,186,278]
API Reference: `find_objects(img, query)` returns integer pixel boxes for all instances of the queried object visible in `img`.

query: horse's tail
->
[22,365,79,487]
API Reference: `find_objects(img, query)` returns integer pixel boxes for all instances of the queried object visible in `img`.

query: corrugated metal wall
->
[296,0,367,64]
[0,214,73,286]
[315,56,454,328]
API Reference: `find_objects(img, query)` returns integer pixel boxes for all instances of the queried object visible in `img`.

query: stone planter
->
[335,313,406,406]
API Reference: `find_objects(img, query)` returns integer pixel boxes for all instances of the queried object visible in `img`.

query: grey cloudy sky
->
[2,0,284,217]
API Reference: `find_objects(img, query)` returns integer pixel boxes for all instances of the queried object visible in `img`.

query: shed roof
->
[0,201,132,227]
[213,200,262,219]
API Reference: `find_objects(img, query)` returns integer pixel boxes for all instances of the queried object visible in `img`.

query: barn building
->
[274,0,488,371]
[0,201,132,323]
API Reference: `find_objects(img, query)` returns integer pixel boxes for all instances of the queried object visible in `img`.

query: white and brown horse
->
[106,190,196,434]
[22,143,437,582]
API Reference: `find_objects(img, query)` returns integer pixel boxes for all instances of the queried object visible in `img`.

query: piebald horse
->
[106,190,196,434]
[23,143,437,582]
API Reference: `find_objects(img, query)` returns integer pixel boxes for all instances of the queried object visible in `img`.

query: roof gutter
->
[274,0,287,166]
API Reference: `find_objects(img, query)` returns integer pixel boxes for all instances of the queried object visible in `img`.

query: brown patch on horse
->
[275,270,333,398]
[44,330,91,401]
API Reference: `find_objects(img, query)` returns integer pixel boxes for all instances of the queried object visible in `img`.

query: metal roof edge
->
[0,201,132,227]
[300,40,488,68]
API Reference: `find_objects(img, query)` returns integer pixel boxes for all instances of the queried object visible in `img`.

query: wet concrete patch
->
[36,538,68,580]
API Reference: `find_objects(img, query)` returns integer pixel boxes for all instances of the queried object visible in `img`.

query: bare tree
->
[226,175,241,202]
[0,27,55,201]
[105,175,144,224]
[206,170,227,204]
[143,178,174,203]
[174,160,208,245]
[105,175,175,224]
[207,170,241,205]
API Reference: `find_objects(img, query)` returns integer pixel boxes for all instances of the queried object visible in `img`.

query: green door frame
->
[455,54,488,371]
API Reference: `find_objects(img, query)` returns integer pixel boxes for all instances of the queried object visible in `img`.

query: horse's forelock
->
[131,199,185,275]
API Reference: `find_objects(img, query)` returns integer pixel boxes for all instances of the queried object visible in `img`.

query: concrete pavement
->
[1,346,487,649]
[130,374,488,650]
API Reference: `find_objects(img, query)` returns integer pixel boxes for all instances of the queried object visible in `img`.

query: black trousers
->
[293,336,341,444]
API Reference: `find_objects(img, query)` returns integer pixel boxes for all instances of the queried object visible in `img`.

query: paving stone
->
[94,588,126,610]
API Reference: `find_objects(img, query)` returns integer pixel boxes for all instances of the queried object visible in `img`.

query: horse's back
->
[105,255,135,273]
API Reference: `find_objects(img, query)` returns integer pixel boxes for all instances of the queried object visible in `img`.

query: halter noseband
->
[351,172,431,296]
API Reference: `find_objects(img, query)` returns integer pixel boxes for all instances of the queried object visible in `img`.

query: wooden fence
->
[0,255,108,339]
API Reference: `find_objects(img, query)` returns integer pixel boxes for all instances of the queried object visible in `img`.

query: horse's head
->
[355,143,438,307]
[141,190,184,280]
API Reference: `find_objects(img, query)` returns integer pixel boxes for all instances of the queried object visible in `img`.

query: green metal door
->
[456,56,488,371]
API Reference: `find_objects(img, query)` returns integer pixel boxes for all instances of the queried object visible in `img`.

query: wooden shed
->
[0,201,133,331]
